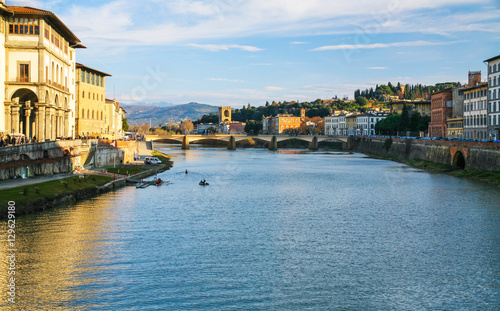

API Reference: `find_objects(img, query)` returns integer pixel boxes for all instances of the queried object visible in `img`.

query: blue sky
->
[9,0,500,107]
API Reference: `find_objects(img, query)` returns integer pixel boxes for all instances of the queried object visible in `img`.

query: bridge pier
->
[182,135,189,149]
[269,136,278,151]
[309,136,319,151]
[228,136,236,150]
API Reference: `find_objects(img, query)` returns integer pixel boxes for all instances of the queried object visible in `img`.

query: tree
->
[180,120,194,134]
[399,104,410,132]
[166,122,180,132]
[375,114,401,135]
[122,118,129,131]
[356,96,369,106]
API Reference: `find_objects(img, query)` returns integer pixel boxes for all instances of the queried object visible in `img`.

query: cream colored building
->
[75,63,110,137]
[1,2,84,140]
[104,99,126,139]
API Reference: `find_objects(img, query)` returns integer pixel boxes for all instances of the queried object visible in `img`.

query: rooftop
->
[4,6,81,45]
[484,54,500,63]
[77,63,112,77]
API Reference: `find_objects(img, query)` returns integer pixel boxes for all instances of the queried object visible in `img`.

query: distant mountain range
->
[122,102,218,125]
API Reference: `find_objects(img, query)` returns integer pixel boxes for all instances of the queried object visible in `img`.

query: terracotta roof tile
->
[6,6,52,15]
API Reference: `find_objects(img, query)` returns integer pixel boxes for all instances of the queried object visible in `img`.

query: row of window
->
[464,115,487,127]
[9,24,39,35]
[488,76,500,87]
[464,131,487,140]
[81,71,103,87]
[488,102,499,113]
[464,101,487,111]
[81,109,104,121]
[489,90,499,100]
[82,91,104,101]
[488,63,500,74]
[464,89,486,100]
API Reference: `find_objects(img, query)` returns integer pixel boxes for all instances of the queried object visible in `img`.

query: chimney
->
[468,71,481,87]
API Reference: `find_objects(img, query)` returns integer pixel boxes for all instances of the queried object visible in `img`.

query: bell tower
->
[218,106,232,123]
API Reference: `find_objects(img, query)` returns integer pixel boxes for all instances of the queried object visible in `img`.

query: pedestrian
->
[12,137,16,146]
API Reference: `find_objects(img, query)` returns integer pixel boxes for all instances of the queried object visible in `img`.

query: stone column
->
[11,105,21,134]
[64,110,70,137]
[24,109,32,139]
[45,108,52,140]
[37,105,45,141]
[4,103,11,134]
[228,135,236,150]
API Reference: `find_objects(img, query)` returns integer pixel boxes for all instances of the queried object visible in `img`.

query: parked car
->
[144,156,162,164]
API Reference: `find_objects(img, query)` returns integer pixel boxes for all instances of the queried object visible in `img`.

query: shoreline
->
[0,155,173,219]
[362,151,500,186]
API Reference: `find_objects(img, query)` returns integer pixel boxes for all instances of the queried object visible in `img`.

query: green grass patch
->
[0,175,114,207]
[448,169,500,186]
[105,166,148,175]
[152,150,174,169]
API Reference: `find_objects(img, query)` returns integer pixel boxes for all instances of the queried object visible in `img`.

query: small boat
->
[136,182,151,189]
[199,182,209,186]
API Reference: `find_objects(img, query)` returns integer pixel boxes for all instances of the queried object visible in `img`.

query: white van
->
[144,156,162,164]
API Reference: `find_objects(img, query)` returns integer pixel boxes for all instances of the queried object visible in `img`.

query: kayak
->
[199,182,209,186]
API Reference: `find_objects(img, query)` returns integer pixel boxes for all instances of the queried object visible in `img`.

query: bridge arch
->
[453,150,466,169]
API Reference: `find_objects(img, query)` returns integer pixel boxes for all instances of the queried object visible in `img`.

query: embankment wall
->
[352,137,500,171]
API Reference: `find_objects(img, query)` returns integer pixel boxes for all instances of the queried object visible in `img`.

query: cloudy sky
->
[9,0,500,107]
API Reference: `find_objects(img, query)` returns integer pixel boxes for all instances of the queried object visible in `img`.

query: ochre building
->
[75,63,110,137]
[0,2,84,140]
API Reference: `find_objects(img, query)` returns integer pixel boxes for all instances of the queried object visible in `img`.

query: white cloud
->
[311,40,463,51]
[208,78,244,83]
[366,67,388,70]
[186,43,263,52]
[50,0,497,49]
[290,41,309,45]
[265,86,286,91]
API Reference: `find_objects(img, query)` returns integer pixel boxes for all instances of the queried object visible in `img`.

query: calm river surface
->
[2,146,500,310]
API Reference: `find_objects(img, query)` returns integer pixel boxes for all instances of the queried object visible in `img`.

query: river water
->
[1,145,500,310]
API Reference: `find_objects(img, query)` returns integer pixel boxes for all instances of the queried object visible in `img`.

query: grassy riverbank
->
[0,175,114,217]
[152,149,174,169]
[365,152,500,186]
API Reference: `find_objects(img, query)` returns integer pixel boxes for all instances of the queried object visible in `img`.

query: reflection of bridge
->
[146,134,350,150]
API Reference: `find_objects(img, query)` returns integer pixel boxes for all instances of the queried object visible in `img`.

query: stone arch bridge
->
[146,134,350,150]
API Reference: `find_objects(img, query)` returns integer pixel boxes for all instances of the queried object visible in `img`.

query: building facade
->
[1,2,83,140]
[104,99,126,139]
[324,115,339,135]
[463,82,488,140]
[429,88,453,138]
[218,106,231,123]
[263,114,301,134]
[356,113,388,136]
[75,63,110,137]
[346,115,357,136]
[485,55,500,140]
[389,100,431,116]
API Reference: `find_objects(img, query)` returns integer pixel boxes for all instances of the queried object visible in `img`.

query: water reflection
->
[1,148,499,310]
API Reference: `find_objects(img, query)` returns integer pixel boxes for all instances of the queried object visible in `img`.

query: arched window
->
[101,111,103,120]
[82,109,84,118]
[92,110,94,119]
[87,109,89,119]
[82,91,85,98]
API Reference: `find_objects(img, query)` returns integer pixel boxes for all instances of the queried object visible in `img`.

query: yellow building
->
[446,117,463,139]
[104,99,126,139]
[275,114,301,134]
[75,63,110,137]
[389,100,431,116]
[346,115,357,135]
[1,2,84,139]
